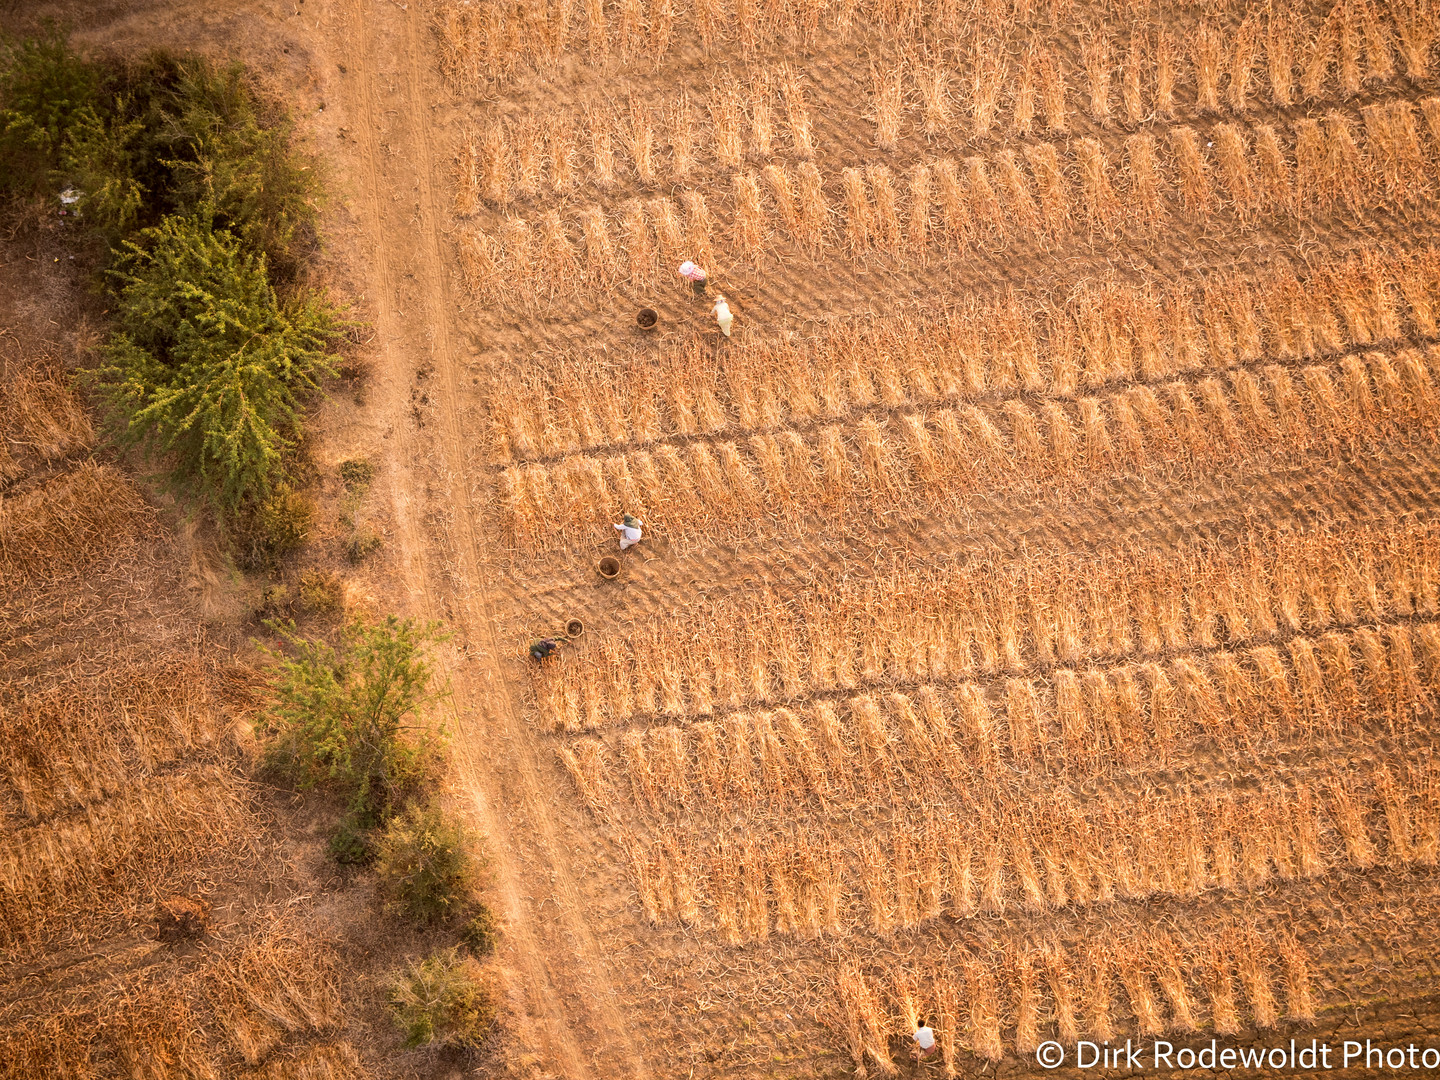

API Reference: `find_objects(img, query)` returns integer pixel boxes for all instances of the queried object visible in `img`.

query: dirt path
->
[332,2,650,1076]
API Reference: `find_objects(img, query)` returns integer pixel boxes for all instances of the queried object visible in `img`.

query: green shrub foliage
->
[260,616,446,821]
[2,39,319,269]
[93,215,338,523]
[59,103,148,237]
[158,60,320,280]
[376,802,480,925]
[387,948,495,1049]
[0,25,100,192]
[462,904,499,957]
[3,36,335,540]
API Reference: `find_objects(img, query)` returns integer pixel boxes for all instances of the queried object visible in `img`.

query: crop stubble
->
[437,0,1440,1070]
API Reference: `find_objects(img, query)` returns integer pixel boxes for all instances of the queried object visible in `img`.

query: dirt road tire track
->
[338,3,651,1076]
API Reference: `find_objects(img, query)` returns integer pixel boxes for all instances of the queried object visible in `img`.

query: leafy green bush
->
[259,616,447,821]
[0,25,100,193]
[58,103,148,238]
[387,948,495,1049]
[2,36,319,267]
[338,458,375,492]
[153,59,320,279]
[232,484,314,571]
[376,802,480,925]
[4,31,337,553]
[257,582,291,619]
[92,214,338,526]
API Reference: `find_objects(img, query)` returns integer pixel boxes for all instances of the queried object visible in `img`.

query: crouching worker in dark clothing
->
[530,638,562,662]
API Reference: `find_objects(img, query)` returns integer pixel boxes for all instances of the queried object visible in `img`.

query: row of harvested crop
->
[834,924,1311,1074]
[500,347,1438,550]
[607,761,1434,943]
[484,245,1440,464]
[0,766,249,942]
[558,622,1439,810]
[870,2,1436,145]
[540,528,1440,731]
[459,97,1440,303]
[439,0,1433,125]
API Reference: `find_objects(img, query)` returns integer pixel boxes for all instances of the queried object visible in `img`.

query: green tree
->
[260,616,448,821]
[387,948,495,1049]
[59,102,147,236]
[376,802,481,924]
[159,59,320,278]
[0,24,100,192]
[93,214,338,523]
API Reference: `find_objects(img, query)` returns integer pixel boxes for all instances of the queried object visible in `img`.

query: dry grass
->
[1169,126,1212,220]
[841,167,874,255]
[777,67,816,157]
[872,66,904,151]
[1025,142,1071,238]
[1013,47,1037,135]
[0,353,93,480]
[1364,99,1427,204]
[1213,123,1255,218]
[1228,15,1260,113]
[811,923,1309,1064]
[1122,30,1145,124]
[436,0,1421,116]
[0,462,149,588]
[607,752,1431,950]
[1076,137,1120,233]
[545,520,1440,750]
[711,80,744,169]
[486,244,1440,489]
[748,71,774,160]
[0,651,256,944]
[1,921,352,1076]
[916,61,951,138]
[1267,13,1297,106]
[666,94,695,180]
[437,7,1440,1070]
[970,46,1008,137]
[1122,133,1165,227]
[733,172,768,254]
[867,166,901,257]
[460,111,1427,298]
[1392,0,1435,78]
[1154,28,1177,117]
[1082,28,1112,121]
[1193,22,1223,112]
[1037,51,1069,132]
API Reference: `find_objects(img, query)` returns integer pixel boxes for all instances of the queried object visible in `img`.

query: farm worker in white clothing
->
[913,1021,938,1060]
[713,294,733,337]
[614,514,643,549]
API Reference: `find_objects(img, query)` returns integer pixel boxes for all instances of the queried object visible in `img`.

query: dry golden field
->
[426,0,1440,1073]
[0,311,365,1075]
[5,0,1440,1076]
